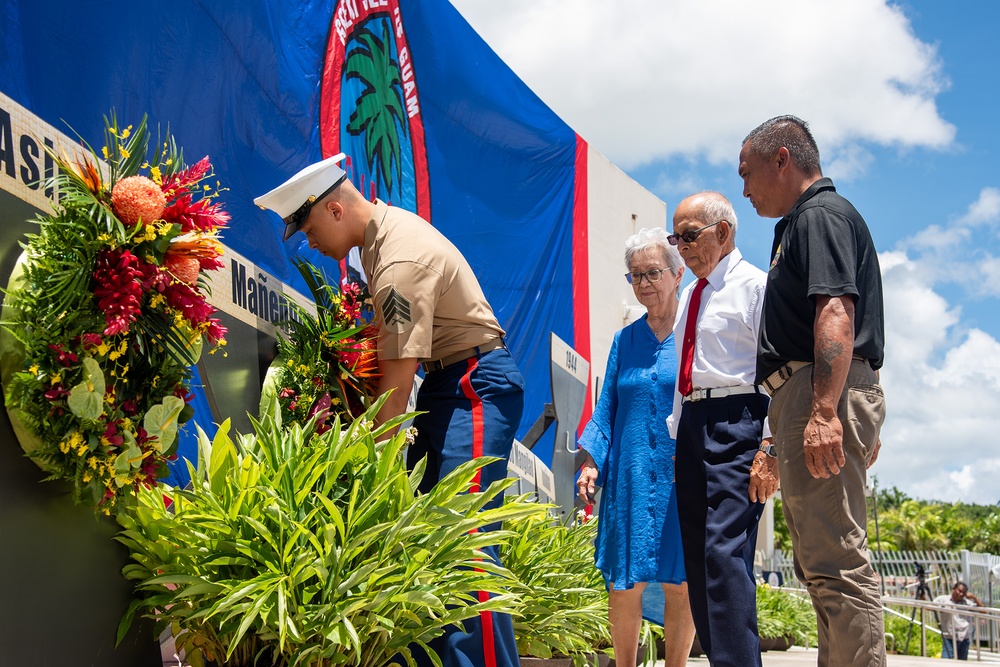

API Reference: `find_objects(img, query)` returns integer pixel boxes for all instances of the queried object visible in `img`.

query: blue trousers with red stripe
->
[406,347,525,667]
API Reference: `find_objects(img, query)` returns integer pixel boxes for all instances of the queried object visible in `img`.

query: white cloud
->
[957,186,1000,226]
[450,0,955,170]
[875,204,1000,503]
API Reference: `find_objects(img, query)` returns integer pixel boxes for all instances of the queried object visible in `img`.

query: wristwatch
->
[759,443,777,458]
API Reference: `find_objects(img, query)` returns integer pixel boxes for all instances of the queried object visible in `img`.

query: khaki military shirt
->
[360,200,504,362]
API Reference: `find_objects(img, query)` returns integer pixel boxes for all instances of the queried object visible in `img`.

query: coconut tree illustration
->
[345,20,407,197]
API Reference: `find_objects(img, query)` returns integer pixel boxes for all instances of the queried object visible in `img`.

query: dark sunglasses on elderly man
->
[667,219,727,245]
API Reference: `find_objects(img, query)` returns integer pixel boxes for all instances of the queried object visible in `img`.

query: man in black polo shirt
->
[738,115,887,667]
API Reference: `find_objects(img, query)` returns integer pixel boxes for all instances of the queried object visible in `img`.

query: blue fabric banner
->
[0,0,578,470]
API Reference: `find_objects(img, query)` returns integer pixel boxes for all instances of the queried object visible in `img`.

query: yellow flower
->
[95,342,110,356]
[331,397,341,406]
[122,125,132,139]
[88,456,98,469]
[68,432,84,448]
[75,443,88,456]
[83,471,92,482]
[51,372,62,384]
[109,340,128,361]
[120,146,131,159]
[150,165,162,185]
[166,158,173,166]
[28,364,39,375]
[59,440,71,454]
[102,146,109,159]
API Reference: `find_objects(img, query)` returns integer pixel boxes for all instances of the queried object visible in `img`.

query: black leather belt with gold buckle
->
[420,338,506,373]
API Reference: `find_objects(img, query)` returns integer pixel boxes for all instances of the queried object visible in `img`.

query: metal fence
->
[763,548,1000,654]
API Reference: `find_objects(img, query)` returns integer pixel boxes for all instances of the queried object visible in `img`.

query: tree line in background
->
[773,481,1000,555]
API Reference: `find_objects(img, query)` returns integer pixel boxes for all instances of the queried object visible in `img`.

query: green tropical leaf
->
[142,395,185,454]
[67,356,106,419]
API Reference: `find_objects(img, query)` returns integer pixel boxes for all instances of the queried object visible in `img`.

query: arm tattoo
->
[814,334,845,384]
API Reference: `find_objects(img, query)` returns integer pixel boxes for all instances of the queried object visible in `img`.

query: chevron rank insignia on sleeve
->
[380,287,413,334]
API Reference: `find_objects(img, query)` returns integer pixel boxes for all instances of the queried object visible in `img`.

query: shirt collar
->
[785,177,835,220]
[364,199,389,249]
[704,247,743,291]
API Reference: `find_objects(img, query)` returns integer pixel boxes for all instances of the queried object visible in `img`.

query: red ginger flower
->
[112,176,166,226]
[161,195,230,233]
[93,248,144,336]
[160,156,211,199]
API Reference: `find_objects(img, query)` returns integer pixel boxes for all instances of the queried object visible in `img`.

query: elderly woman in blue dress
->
[576,227,695,667]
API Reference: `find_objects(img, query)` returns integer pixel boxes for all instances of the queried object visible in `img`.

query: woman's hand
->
[577,451,599,504]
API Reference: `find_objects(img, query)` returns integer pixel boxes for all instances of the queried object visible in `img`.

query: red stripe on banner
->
[459,358,496,667]
[573,134,593,433]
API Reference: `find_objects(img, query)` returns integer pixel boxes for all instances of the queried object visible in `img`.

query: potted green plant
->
[755,584,817,651]
[500,510,612,667]
[115,396,545,666]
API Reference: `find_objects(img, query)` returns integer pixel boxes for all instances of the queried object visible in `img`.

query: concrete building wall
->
[585,145,670,403]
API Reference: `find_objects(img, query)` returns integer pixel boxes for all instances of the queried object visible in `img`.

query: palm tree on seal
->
[345,19,407,197]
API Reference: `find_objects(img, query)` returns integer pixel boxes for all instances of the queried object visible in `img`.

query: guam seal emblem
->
[320,0,430,221]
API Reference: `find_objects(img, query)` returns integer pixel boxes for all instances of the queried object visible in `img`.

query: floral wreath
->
[261,259,380,432]
[1,112,227,512]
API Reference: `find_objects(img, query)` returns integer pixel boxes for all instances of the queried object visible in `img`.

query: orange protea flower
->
[164,234,224,283]
[111,175,166,225]
[164,255,200,285]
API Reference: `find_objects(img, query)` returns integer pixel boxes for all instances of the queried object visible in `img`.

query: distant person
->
[666,192,777,667]
[576,228,696,667]
[739,115,886,666]
[255,154,524,667]
[934,581,984,660]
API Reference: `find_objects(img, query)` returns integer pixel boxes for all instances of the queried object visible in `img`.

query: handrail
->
[773,587,1000,659]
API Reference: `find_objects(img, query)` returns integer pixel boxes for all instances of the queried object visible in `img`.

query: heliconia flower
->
[111,175,166,226]
[160,156,211,199]
[161,194,230,233]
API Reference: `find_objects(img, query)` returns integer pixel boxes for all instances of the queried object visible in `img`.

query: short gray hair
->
[624,227,684,275]
[693,191,738,235]
[743,115,822,176]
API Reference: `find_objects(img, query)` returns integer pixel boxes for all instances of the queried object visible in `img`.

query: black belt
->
[420,338,506,373]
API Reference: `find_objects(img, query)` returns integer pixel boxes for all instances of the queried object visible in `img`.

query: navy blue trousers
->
[675,392,768,667]
[405,347,524,667]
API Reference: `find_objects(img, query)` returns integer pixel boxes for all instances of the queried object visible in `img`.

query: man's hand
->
[867,438,881,469]
[577,451,599,504]
[374,356,419,438]
[749,441,779,503]
[803,410,846,478]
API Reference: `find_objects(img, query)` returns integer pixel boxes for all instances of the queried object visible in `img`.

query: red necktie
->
[678,278,708,397]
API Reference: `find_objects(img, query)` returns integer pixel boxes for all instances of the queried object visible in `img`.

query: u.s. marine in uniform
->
[256,155,524,667]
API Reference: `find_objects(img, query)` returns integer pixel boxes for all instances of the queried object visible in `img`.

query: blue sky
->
[452,0,1000,504]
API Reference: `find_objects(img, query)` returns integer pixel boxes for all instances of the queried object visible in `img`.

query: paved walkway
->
[680,645,1000,666]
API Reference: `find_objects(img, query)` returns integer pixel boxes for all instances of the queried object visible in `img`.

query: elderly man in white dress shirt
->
[666,191,778,667]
